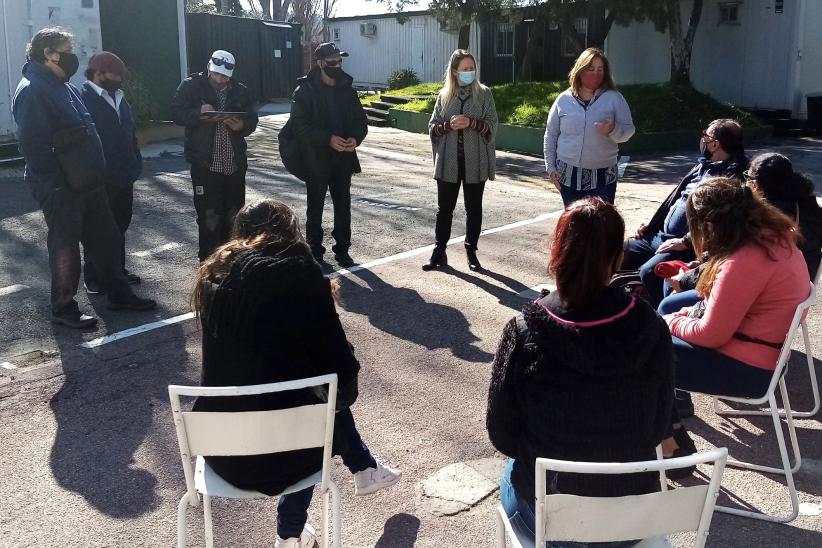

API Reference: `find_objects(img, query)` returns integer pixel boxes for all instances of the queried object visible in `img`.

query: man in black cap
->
[278,42,367,267]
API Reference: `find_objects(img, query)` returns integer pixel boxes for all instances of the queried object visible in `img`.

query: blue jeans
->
[559,182,616,207]
[622,232,694,307]
[500,459,639,548]
[657,289,700,315]
[277,408,375,539]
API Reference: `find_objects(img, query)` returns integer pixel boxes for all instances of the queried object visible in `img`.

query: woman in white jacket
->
[544,48,635,206]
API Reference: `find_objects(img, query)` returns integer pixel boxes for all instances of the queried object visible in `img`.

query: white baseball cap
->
[207,50,235,77]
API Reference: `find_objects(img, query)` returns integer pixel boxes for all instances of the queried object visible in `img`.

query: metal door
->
[741,1,794,108]
[411,20,425,78]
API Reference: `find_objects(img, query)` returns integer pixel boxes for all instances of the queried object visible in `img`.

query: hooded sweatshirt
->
[487,287,674,500]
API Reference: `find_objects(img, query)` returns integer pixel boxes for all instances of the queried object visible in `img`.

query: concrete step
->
[364,107,390,120]
[381,95,411,105]
[372,101,395,111]
[366,116,389,127]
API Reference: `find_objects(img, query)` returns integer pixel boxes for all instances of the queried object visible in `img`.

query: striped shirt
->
[209,87,236,175]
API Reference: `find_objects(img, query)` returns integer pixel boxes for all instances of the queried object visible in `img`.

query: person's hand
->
[450,114,470,130]
[667,271,685,293]
[686,260,702,269]
[223,117,244,132]
[633,223,647,240]
[343,137,358,151]
[329,135,348,152]
[656,237,687,254]
[548,171,560,191]
[594,119,615,135]
[200,103,217,122]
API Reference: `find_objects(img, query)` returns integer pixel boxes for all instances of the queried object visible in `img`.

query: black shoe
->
[466,247,482,271]
[84,280,104,295]
[124,270,141,285]
[675,391,695,418]
[311,247,325,263]
[334,251,355,267]
[50,309,98,329]
[666,427,698,479]
[107,294,156,311]
[422,248,448,271]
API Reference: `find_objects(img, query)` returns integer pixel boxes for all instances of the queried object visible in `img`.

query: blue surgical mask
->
[458,71,476,86]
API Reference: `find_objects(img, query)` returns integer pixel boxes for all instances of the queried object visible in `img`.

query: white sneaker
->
[353,458,402,496]
[274,523,318,548]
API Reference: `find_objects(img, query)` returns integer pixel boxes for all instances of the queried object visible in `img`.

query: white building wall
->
[605,19,669,85]
[327,13,481,86]
[797,0,822,117]
[1,0,102,140]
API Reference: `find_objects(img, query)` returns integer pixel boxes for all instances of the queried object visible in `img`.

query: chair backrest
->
[534,447,728,548]
[168,374,338,502]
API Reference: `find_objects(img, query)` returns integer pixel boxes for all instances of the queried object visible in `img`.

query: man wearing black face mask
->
[278,43,368,267]
[80,51,143,294]
[13,28,156,328]
[621,118,748,307]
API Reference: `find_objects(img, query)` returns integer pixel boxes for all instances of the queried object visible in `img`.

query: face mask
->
[700,139,711,159]
[458,71,476,86]
[323,66,343,80]
[56,52,79,80]
[209,74,228,90]
[100,79,122,94]
[580,72,603,91]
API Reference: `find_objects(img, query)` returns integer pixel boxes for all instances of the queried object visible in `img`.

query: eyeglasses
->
[701,130,717,142]
[211,57,235,70]
[323,59,343,67]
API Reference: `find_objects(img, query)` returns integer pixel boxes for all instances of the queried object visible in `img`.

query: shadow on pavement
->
[337,269,494,363]
[48,323,189,518]
[440,266,529,311]
[374,513,421,548]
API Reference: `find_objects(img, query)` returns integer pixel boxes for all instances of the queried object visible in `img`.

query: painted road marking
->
[516,283,557,300]
[79,209,564,348]
[354,198,421,211]
[618,155,630,177]
[0,362,16,370]
[131,242,182,258]
[0,284,30,297]
[80,312,195,349]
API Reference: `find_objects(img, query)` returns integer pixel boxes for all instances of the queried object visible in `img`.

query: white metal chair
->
[169,374,341,548]
[703,281,817,523]
[496,447,728,548]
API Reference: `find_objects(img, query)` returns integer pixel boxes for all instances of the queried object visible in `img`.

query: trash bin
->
[807,92,822,132]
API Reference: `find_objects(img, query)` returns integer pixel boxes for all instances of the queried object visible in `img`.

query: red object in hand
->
[654,260,689,279]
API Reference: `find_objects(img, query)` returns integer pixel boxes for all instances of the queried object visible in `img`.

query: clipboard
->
[200,111,247,121]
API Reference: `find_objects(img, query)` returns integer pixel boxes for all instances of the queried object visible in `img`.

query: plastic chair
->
[495,447,727,548]
[169,374,341,548]
[705,281,817,523]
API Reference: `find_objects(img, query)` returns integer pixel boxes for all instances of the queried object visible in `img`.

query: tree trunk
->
[458,24,471,49]
[666,0,703,85]
[591,8,617,49]
[519,21,545,81]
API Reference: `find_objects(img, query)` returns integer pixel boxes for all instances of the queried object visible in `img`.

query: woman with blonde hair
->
[544,47,635,206]
[423,49,498,272]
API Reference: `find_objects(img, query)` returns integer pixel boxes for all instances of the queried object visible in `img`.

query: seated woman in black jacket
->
[191,200,400,548]
[487,197,674,547]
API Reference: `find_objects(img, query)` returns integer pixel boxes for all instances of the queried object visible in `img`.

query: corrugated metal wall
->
[326,14,481,86]
[186,13,301,101]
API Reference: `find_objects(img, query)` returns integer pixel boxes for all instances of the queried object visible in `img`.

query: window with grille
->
[719,2,741,25]
[775,0,784,14]
[562,18,588,57]
[495,23,514,57]
[333,28,340,41]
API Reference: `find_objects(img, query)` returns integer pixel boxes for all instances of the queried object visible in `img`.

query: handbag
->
[52,125,104,192]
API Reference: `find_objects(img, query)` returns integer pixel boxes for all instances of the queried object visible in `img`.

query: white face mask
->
[458,71,476,86]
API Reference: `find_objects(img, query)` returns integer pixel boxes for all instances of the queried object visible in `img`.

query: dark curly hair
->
[26,27,73,63]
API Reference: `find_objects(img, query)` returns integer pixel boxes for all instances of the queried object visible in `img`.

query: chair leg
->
[329,480,341,548]
[203,494,214,548]
[177,493,191,548]
[495,506,506,548]
[321,487,330,548]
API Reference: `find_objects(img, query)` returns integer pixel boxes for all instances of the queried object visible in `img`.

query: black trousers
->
[305,156,352,255]
[434,178,486,251]
[191,164,246,261]
[40,186,133,314]
[84,184,134,284]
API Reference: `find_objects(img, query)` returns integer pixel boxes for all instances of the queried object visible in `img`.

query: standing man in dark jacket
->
[13,28,155,328]
[171,50,259,261]
[278,43,368,267]
[81,51,143,294]
[621,118,747,306]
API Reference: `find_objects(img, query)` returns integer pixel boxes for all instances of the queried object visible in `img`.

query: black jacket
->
[193,246,359,495]
[170,72,258,169]
[278,67,367,182]
[487,287,674,500]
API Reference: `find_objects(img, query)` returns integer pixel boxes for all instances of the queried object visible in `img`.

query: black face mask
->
[100,79,122,94]
[56,52,79,80]
[323,66,343,80]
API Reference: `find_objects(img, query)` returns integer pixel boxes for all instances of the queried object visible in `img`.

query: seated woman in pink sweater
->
[662,177,810,468]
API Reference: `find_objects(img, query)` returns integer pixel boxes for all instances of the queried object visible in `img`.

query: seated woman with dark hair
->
[487,197,674,547]
[191,200,400,548]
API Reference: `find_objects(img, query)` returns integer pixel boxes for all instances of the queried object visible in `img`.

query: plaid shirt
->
[209,87,237,175]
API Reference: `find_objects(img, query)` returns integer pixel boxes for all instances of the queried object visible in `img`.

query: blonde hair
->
[568,47,616,96]
[440,49,486,109]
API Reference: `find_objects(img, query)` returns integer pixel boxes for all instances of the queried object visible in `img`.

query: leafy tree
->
[185,0,217,13]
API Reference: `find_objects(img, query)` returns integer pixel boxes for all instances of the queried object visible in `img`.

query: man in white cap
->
[171,49,259,261]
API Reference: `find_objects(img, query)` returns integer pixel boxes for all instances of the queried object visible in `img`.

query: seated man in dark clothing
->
[622,119,747,306]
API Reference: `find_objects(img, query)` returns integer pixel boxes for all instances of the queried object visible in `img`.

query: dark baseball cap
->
[314,42,348,59]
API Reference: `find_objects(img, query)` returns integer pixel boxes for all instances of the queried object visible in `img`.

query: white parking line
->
[516,283,557,300]
[79,209,564,348]
[0,284,30,297]
[0,361,16,370]
[131,242,182,258]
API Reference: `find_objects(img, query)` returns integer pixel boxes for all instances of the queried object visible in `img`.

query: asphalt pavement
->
[1,118,821,547]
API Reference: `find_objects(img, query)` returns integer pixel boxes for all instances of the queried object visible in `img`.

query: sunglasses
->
[323,59,343,67]
[211,57,235,70]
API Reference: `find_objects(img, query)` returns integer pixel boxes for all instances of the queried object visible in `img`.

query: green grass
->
[375,81,762,132]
